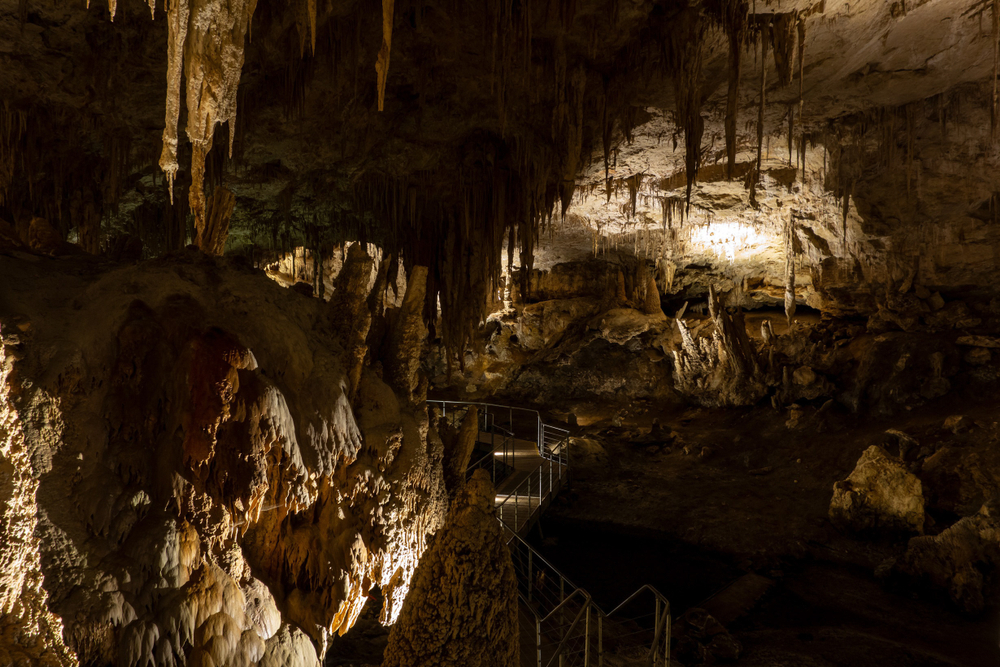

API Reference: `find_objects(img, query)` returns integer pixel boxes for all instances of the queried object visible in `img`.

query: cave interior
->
[3,0,1000,666]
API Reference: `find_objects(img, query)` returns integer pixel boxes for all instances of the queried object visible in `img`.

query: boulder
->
[920,446,1000,517]
[829,445,925,534]
[27,217,63,254]
[568,437,608,476]
[957,334,1000,348]
[894,498,1000,613]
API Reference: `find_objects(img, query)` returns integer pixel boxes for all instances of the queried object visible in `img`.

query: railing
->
[428,399,571,536]
[508,528,671,667]
[429,398,671,666]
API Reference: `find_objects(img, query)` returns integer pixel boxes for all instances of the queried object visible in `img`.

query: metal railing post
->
[528,550,533,603]
[536,616,542,667]
[654,598,662,665]
[559,575,565,667]
[585,604,591,666]
[665,610,671,667]
[598,613,603,667]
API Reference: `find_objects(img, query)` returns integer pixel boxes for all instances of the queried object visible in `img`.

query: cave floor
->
[532,391,1000,666]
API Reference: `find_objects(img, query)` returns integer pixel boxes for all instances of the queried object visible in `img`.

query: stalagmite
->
[440,407,479,499]
[385,265,428,404]
[197,186,236,256]
[641,272,666,319]
[329,244,376,402]
[673,286,765,407]
[382,470,518,667]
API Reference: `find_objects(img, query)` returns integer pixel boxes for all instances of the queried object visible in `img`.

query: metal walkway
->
[428,400,672,667]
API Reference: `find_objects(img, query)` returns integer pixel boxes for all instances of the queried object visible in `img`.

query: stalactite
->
[749,22,768,209]
[797,16,806,116]
[993,0,1000,140]
[770,11,798,87]
[158,0,257,238]
[376,0,395,112]
[724,13,744,180]
[784,214,796,326]
[672,8,705,212]
[787,106,794,164]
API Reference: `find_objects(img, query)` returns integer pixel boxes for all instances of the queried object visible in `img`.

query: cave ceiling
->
[0,0,997,308]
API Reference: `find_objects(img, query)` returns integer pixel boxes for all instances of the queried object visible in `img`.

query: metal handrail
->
[602,584,672,666]
[538,591,592,667]
[428,398,544,418]
[442,397,668,666]
[603,584,670,618]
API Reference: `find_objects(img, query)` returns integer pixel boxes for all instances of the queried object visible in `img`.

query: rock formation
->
[0,252,447,664]
[894,498,1000,614]
[830,445,926,535]
[0,323,77,667]
[381,469,518,667]
[6,0,1000,663]
[672,285,767,407]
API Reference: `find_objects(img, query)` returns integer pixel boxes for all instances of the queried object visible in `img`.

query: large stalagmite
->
[381,469,518,667]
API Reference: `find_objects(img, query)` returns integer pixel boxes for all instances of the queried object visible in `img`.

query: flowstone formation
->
[0,250,447,665]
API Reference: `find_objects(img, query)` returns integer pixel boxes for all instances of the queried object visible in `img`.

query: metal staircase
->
[428,400,672,667]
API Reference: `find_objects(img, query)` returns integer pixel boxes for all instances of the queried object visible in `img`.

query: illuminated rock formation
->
[381,469,518,667]
[0,324,77,667]
[0,252,446,664]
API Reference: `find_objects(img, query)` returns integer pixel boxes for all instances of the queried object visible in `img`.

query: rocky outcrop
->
[382,469,518,667]
[591,307,656,346]
[0,252,447,665]
[830,446,925,534]
[0,324,77,667]
[894,498,1000,614]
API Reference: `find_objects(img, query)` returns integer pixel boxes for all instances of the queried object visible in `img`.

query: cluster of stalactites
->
[90,0,155,22]
[157,0,258,245]
[351,158,564,373]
